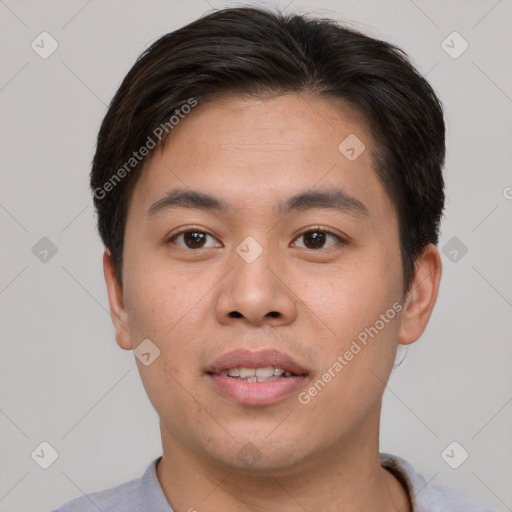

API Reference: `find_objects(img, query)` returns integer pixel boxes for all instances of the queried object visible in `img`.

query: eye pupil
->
[304,231,326,249]
[184,231,206,248]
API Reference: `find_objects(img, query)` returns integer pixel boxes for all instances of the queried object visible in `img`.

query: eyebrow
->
[147,186,369,218]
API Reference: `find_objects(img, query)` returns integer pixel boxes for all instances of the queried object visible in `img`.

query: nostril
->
[228,311,280,318]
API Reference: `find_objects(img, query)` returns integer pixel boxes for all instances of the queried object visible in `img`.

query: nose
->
[214,238,298,328]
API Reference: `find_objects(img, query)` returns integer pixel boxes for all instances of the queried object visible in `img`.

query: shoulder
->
[380,453,495,512]
[51,459,159,512]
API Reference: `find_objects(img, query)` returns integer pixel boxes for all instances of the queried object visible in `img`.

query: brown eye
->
[168,230,221,249]
[292,229,344,250]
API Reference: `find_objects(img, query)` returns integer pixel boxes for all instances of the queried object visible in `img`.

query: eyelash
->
[166,226,347,251]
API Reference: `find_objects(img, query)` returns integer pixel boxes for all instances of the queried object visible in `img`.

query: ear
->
[103,250,133,350]
[397,243,442,345]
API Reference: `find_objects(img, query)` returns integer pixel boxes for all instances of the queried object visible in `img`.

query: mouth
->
[205,349,309,406]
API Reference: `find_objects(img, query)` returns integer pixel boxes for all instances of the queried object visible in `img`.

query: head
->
[94,7,444,471]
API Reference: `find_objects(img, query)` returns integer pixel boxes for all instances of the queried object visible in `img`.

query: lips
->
[205,349,309,406]
[206,348,309,376]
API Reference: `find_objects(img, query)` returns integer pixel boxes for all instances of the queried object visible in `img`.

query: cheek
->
[293,252,401,343]
[124,267,204,416]
[123,259,216,391]
[124,256,198,340]
[299,301,402,428]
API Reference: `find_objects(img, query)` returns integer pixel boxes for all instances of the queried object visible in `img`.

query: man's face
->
[113,93,409,471]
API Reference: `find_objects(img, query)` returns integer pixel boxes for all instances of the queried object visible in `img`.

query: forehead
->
[128,93,395,224]
[165,93,371,160]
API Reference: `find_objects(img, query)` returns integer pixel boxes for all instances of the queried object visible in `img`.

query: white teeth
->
[255,366,275,377]
[218,366,291,381]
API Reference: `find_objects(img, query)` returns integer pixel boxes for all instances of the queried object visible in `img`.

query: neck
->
[156,413,411,512]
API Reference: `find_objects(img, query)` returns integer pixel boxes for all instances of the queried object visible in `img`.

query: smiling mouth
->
[205,348,309,405]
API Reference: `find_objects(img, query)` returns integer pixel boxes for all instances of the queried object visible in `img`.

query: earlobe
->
[397,244,442,346]
[103,250,133,350]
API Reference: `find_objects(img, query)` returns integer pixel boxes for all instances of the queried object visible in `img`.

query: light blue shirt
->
[53,453,495,511]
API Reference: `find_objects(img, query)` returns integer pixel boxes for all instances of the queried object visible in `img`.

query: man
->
[54,6,494,511]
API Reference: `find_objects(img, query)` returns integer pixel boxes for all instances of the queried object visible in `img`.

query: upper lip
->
[207,349,309,376]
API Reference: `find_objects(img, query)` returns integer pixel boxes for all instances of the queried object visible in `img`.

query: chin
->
[200,431,312,473]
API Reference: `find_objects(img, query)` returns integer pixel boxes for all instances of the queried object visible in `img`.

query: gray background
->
[1,0,511,511]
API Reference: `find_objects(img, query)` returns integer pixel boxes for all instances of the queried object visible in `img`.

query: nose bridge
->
[235,234,269,267]
[232,233,280,296]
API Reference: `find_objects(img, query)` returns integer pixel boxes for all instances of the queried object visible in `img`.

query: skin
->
[103,93,442,512]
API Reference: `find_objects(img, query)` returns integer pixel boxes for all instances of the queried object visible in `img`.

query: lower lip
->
[208,374,307,406]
